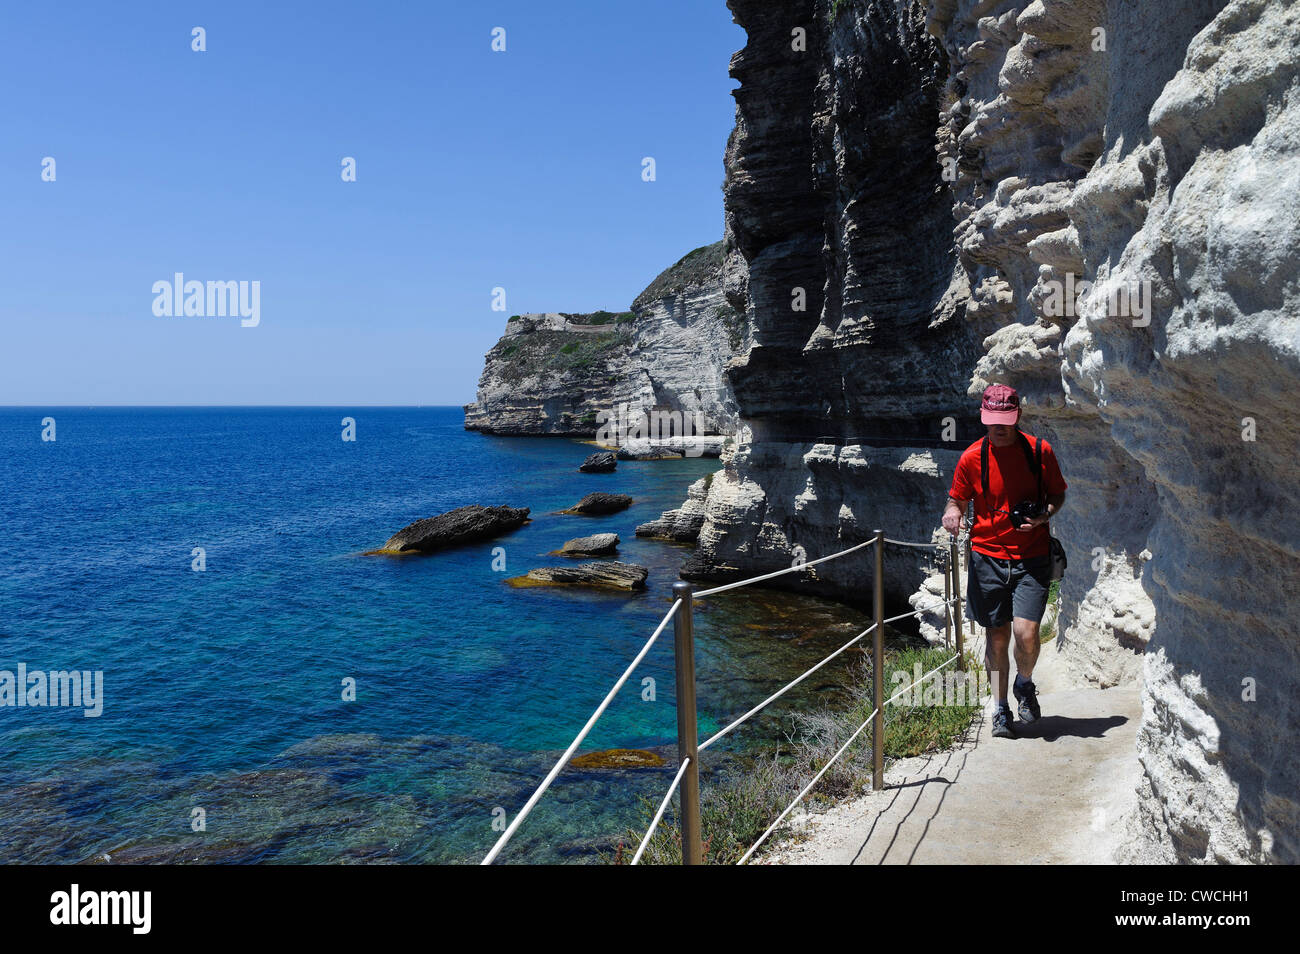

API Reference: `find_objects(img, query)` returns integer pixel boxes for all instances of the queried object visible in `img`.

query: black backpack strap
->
[980,435,990,500]
[1034,437,1044,506]
[1014,431,1044,504]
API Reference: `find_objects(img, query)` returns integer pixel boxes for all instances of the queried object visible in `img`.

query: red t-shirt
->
[949,432,1067,560]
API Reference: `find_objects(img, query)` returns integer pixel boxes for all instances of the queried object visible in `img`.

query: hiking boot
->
[991,705,1016,739]
[1014,676,1041,723]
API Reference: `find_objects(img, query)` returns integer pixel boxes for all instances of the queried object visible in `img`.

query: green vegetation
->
[631,240,725,312]
[560,310,636,326]
[713,302,748,351]
[609,646,982,864]
[831,0,857,20]
[611,754,797,866]
[491,325,631,385]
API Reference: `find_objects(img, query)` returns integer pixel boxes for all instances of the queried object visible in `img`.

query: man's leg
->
[1009,558,1051,722]
[985,622,1012,706]
[1012,617,1041,679]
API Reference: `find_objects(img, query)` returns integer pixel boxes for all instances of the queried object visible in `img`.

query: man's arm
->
[944,452,974,537]
[942,496,967,536]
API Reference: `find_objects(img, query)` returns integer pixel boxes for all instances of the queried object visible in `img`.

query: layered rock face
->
[684,0,1298,861]
[464,241,748,438]
[636,475,715,543]
[683,0,983,609]
[929,0,1300,863]
[461,312,636,436]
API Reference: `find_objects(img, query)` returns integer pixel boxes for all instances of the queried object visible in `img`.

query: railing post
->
[872,529,885,792]
[671,581,703,865]
[943,551,952,649]
[951,540,965,672]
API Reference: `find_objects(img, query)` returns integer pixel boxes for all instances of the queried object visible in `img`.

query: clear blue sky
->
[0,1,742,405]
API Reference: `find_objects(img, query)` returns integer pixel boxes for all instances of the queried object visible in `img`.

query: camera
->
[1010,499,1043,527]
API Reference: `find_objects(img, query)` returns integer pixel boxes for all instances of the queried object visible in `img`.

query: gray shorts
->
[966,550,1051,628]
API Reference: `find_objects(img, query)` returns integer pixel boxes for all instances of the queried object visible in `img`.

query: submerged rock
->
[578,452,617,473]
[508,561,648,591]
[559,492,632,515]
[569,749,665,769]
[370,505,529,554]
[550,533,620,557]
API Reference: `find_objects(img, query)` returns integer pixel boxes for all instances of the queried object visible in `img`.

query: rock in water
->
[569,749,665,769]
[578,452,617,473]
[551,533,620,556]
[559,492,632,515]
[636,475,713,542]
[509,562,648,591]
[371,505,530,554]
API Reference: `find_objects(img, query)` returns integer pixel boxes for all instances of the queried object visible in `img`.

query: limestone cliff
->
[464,241,748,437]
[929,0,1299,864]
[685,0,1298,863]
[681,0,984,606]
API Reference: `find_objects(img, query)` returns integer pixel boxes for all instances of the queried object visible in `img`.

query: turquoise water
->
[0,407,873,863]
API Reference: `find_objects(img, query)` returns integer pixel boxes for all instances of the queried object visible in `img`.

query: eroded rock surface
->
[683,0,980,608]
[551,533,620,557]
[559,493,633,516]
[636,475,716,543]
[578,452,617,473]
[928,0,1300,863]
[510,562,649,591]
[372,505,530,554]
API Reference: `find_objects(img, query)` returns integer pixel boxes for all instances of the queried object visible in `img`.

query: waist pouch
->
[1049,534,1067,581]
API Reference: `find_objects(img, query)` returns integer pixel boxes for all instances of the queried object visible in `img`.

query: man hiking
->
[941,384,1067,738]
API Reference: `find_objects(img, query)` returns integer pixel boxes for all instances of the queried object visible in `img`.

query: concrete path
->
[765,638,1143,865]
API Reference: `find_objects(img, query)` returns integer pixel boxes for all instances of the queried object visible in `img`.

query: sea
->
[0,406,878,864]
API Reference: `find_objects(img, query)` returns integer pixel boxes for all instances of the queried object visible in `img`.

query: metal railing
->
[482,528,969,866]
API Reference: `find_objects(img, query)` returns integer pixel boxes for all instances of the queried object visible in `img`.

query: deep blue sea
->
[0,407,874,863]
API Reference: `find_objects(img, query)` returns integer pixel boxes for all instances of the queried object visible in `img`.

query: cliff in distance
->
[463,241,749,438]
[674,0,1297,863]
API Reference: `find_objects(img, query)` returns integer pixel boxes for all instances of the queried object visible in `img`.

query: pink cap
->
[980,384,1021,425]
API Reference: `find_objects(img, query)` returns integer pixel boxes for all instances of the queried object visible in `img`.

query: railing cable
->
[481,598,682,865]
[737,650,962,865]
[697,597,958,753]
[693,534,953,601]
[693,540,874,598]
[630,757,691,865]
[698,622,877,752]
[884,537,943,549]
[482,528,977,865]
